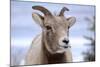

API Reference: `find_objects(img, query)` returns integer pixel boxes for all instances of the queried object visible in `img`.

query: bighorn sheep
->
[25,6,76,65]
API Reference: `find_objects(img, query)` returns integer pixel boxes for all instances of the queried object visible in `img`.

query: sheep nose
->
[63,40,69,44]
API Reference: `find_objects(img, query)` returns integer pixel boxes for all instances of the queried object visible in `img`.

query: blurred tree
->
[83,16,95,61]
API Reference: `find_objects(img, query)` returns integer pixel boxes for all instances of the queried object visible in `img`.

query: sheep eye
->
[68,26,70,29]
[45,26,52,30]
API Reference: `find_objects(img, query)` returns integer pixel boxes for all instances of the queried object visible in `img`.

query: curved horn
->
[59,7,69,16]
[32,6,52,16]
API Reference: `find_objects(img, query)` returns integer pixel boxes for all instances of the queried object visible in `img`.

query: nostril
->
[63,40,69,44]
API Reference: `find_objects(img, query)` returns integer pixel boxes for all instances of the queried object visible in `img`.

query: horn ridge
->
[32,6,52,16]
[59,7,69,16]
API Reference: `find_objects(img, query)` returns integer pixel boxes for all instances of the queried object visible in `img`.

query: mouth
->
[55,45,71,53]
[62,45,71,48]
[59,44,71,49]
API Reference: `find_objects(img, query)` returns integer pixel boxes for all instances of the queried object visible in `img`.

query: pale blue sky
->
[11,0,95,64]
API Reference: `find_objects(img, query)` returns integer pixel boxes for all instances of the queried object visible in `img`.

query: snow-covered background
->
[11,0,95,65]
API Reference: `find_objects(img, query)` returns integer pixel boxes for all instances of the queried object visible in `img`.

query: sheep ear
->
[32,13,44,28]
[67,17,76,28]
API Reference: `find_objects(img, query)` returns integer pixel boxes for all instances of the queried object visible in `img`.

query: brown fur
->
[25,34,72,65]
[25,6,76,65]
